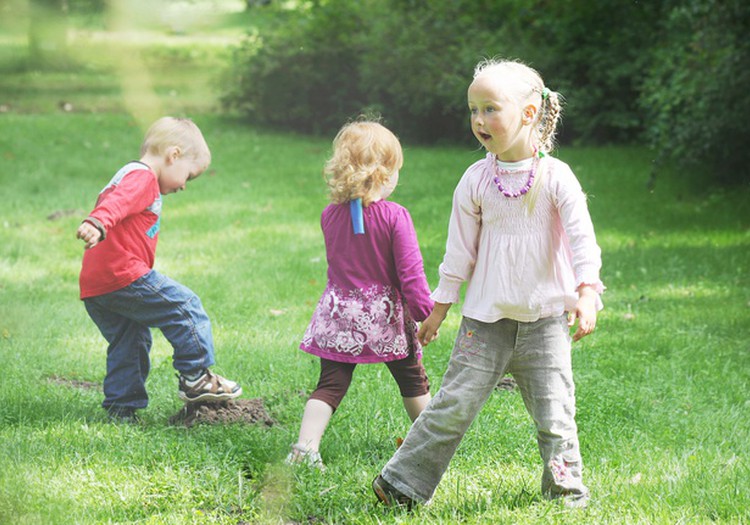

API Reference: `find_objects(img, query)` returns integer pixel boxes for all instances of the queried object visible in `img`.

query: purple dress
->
[300,200,433,363]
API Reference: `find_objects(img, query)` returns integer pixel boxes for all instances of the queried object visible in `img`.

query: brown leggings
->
[309,354,430,411]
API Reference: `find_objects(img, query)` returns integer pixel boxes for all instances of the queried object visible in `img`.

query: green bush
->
[223,1,527,142]
[224,2,368,135]
[224,0,749,185]
[521,0,662,145]
[224,0,658,145]
[640,0,750,183]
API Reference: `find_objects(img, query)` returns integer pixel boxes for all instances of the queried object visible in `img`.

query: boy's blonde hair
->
[324,120,403,206]
[474,58,564,213]
[140,117,211,171]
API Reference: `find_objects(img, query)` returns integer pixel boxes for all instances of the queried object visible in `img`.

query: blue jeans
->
[83,270,216,411]
[381,315,588,503]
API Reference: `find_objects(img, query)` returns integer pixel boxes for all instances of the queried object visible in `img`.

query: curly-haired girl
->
[287,120,434,469]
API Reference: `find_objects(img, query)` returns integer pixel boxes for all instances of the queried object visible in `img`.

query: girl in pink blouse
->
[287,120,434,469]
[373,59,604,509]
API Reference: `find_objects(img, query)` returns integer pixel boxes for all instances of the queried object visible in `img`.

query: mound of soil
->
[169,398,275,428]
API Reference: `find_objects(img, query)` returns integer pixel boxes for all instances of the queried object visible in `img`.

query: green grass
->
[2,7,750,524]
[1,113,748,524]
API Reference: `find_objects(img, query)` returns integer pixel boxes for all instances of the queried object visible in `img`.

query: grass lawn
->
[1,5,750,525]
[2,113,749,524]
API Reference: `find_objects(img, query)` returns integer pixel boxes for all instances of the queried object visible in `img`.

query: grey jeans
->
[380,315,589,503]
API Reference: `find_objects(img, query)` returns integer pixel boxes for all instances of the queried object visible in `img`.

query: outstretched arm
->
[76,169,160,250]
[417,302,452,346]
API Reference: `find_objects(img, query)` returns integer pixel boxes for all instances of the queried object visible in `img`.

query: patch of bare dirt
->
[47,375,100,390]
[47,209,83,221]
[169,398,275,428]
[496,376,517,391]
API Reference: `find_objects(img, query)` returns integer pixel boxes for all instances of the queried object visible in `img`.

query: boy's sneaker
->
[372,474,415,510]
[178,369,242,403]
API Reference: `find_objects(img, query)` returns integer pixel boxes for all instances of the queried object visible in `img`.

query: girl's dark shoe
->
[372,474,415,510]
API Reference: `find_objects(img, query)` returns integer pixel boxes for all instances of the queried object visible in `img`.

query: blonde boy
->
[77,117,241,422]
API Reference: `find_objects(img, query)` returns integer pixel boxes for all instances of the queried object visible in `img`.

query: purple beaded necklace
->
[491,150,544,198]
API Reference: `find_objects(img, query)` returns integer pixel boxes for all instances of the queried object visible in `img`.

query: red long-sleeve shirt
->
[79,162,162,299]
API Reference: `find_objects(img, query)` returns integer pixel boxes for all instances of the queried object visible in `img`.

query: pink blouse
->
[301,200,433,363]
[432,153,604,323]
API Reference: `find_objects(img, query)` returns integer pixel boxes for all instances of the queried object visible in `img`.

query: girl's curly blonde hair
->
[324,121,403,206]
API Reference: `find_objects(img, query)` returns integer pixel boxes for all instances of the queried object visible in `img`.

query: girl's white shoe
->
[285,444,326,471]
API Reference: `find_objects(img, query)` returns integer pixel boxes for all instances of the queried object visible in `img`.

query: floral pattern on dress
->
[301,283,416,360]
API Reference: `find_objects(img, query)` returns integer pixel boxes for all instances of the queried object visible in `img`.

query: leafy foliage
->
[224,0,750,184]
[224,0,528,142]
[640,0,750,182]
[224,2,369,135]
[521,0,662,144]
[223,0,661,145]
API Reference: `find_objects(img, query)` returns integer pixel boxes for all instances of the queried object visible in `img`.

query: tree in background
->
[225,0,749,184]
[224,0,526,142]
[224,1,369,135]
[521,0,662,145]
[224,0,660,145]
[640,0,750,183]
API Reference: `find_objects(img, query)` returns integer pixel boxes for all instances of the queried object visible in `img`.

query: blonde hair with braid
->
[324,120,403,206]
[473,58,564,212]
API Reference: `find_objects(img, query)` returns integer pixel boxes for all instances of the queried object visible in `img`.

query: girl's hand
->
[568,285,598,341]
[76,222,102,250]
[418,303,451,346]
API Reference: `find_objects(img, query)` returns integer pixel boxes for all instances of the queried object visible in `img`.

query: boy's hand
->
[569,285,598,342]
[76,222,102,249]
[417,302,451,346]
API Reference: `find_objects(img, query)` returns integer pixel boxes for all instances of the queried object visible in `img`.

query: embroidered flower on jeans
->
[456,328,486,357]
[549,457,570,485]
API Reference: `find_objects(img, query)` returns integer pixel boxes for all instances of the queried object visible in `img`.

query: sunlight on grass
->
[0,255,49,284]
[647,282,733,300]
[599,229,750,251]
[1,107,748,523]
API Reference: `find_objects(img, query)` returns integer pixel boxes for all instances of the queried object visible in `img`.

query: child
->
[372,59,604,509]
[287,120,434,469]
[76,116,241,422]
